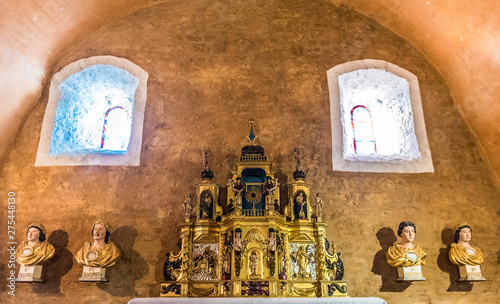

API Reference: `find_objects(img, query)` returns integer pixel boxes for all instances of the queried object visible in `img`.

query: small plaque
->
[458,265,486,281]
[79,266,107,282]
[16,265,43,282]
[397,265,426,281]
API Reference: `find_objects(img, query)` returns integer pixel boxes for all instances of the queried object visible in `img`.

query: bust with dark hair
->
[449,222,484,266]
[397,221,416,237]
[75,219,120,267]
[15,222,55,265]
[386,221,426,267]
[453,223,469,244]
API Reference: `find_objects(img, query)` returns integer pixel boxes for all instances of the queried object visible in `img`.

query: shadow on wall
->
[371,227,411,292]
[436,228,472,292]
[219,186,228,214]
[32,230,73,295]
[0,263,5,291]
[275,169,289,215]
[97,226,149,296]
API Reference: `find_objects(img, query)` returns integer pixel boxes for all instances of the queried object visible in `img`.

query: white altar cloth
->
[129,297,386,304]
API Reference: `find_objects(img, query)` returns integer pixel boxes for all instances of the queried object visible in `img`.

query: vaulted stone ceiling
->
[1,0,499,181]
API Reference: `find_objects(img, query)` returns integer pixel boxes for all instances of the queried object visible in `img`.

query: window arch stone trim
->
[327,59,434,173]
[36,55,148,166]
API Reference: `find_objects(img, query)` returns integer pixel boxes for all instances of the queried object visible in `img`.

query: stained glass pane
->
[352,106,376,154]
[101,107,131,151]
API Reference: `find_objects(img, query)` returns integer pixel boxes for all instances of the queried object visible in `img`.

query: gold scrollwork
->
[244,229,267,244]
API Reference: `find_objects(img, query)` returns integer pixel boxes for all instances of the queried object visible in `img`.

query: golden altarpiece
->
[161,124,346,298]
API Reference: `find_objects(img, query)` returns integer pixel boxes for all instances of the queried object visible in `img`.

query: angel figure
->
[263,177,278,209]
[230,178,244,208]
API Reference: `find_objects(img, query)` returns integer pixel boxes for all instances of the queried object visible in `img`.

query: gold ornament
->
[93,219,112,234]
[454,221,470,233]
[244,186,262,205]
[160,123,347,298]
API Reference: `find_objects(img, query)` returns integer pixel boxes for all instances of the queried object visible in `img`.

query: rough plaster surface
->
[1,1,499,304]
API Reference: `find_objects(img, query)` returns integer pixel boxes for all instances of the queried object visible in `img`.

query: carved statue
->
[315,193,323,219]
[222,249,231,276]
[200,190,213,219]
[75,219,121,268]
[277,233,287,278]
[281,255,288,276]
[308,252,316,273]
[183,195,193,220]
[16,223,55,266]
[294,191,307,219]
[207,253,215,277]
[202,147,211,171]
[249,251,259,276]
[295,245,310,278]
[293,148,302,171]
[231,178,244,208]
[449,222,484,266]
[268,230,276,253]
[386,221,426,267]
[273,199,280,213]
[263,177,278,209]
[233,231,242,253]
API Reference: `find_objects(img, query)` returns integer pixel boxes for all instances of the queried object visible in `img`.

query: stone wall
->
[1,1,499,303]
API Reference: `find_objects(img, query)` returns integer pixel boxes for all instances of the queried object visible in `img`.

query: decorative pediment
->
[289,234,314,243]
[193,234,218,243]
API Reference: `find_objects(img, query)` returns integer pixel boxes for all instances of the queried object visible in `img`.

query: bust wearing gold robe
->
[386,221,426,267]
[75,219,120,268]
[449,222,484,266]
[16,223,55,266]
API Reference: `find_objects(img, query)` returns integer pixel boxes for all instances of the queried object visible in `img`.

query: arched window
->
[49,64,137,156]
[338,68,421,162]
[36,56,148,166]
[351,105,376,154]
[327,59,433,173]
